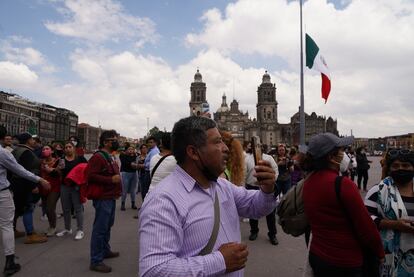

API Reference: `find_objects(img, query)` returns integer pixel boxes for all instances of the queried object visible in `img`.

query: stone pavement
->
[1,156,383,277]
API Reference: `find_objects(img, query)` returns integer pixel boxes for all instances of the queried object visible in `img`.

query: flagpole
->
[299,0,305,146]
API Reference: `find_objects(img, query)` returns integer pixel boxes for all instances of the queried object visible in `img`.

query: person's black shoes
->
[90,263,112,273]
[120,202,126,211]
[249,232,258,241]
[269,236,279,245]
[4,255,21,276]
[131,202,137,210]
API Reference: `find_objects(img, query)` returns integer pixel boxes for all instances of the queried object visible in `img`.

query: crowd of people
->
[0,116,413,277]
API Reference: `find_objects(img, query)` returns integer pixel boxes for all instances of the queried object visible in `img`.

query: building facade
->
[77,123,102,153]
[197,71,339,147]
[189,70,209,116]
[0,91,78,143]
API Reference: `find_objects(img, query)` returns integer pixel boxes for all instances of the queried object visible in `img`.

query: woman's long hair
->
[220,131,245,186]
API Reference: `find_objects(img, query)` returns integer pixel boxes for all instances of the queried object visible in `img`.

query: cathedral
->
[188,70,338,148]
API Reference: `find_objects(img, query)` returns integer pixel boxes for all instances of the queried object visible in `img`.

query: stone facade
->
[196,70,338,147]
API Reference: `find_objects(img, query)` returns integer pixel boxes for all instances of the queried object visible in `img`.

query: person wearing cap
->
[301,132,384,276]
[9,132,49,245]
[364,149,414,276]
[0,126,50,276]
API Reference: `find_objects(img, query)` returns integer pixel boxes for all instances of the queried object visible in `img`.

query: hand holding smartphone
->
[251,136,262,165]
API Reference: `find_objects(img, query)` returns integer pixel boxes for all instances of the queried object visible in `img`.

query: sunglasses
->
[387,149,414,159]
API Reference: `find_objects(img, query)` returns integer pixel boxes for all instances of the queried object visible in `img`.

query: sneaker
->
[90,263,112,273]
[56,229,72,237]
[40,214,48,221]
[57,213,63,219]
[104,251,120,259]
[46,227,56,237]
[74,230,84,240]
[14,230,25,239]
[24,234,48,244]
[242,218,249,223]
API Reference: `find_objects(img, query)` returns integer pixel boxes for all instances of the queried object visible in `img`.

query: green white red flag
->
[306,34,331,103]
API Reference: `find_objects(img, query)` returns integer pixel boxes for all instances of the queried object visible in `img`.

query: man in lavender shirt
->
[139,116,277,276]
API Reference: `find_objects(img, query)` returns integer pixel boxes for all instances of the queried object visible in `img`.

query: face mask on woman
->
[391,170,414,184]
[42,149,52,158]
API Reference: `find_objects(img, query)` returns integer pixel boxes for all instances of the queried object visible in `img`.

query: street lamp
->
[19,113,38,135]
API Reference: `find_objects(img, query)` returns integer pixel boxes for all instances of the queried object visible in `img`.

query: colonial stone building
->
[194,70,338,147]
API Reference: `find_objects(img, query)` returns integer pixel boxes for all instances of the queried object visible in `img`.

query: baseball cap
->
[307,132,354,159]
[16,132,33,144]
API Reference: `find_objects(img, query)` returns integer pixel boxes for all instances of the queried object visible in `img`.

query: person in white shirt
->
[148,133,176,192]
[244,141,279,245]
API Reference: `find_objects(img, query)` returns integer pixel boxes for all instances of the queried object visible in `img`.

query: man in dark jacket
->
[88,130,122,273]
[10,133,48,244]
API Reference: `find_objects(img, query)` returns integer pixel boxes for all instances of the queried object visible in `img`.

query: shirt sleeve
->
[1,151,40,183]
[139,192,226,277]
[341,179,385,259]
[231,183,277,219]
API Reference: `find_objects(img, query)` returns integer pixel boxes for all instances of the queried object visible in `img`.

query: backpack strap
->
[335,175,344,203]
[150,154,172,182]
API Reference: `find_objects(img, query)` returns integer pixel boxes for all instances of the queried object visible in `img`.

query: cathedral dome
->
[216,106,229,113]
[194,69,203,83]
[262,71,271,84]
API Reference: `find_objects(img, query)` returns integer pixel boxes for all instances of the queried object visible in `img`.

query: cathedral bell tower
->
[189,69,208,116]
[256,71,278,123]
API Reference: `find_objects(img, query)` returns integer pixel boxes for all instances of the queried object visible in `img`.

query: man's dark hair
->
[172,116,217,164]
[160,132,172,150]
[99,130,118,148]
[146,136,158,144]
[0,126,7,140]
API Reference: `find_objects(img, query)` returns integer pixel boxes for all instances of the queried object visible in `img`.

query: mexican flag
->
[306,34,331,103]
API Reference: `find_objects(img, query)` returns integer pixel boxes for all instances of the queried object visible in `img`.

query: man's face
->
[147,139,156,149]
[26,138,36,149]
[197,128,229,176]
[3,136,12,146]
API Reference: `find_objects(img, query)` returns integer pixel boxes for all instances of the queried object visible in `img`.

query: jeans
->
[277,178,292,195]
[61,185,83,231]
[0,190,15,256]
[22,203,34,235]
[121,172,137,203]
[90,199,116,265]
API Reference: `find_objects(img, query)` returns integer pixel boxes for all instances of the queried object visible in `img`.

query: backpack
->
[277,173,312,237]
[84,151,114,200]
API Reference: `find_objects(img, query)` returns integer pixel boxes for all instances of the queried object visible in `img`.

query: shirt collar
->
[175,165,218,193]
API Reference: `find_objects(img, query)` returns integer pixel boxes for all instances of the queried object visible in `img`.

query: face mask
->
[42,149,52,158]
[340,153,351,173]
[390,170,414,184]
[71,141,78,147]
[55,150,64,157]
[111,140,120,151]
[197,150,218,182]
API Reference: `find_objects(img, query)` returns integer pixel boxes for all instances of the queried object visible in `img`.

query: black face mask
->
[390,170,414,184]
[197,151,218,182]
[111,140,120,151]
[56,150,64,157]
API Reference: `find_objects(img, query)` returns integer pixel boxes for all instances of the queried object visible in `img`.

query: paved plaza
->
[1,157,383,277]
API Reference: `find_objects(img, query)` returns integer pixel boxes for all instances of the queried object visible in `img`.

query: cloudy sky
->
[0,0,413,139]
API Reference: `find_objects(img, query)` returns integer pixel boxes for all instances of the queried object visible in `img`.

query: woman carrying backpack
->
[302,133,384,277]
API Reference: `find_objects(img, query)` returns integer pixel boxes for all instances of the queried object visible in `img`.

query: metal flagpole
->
[299,0,305,146]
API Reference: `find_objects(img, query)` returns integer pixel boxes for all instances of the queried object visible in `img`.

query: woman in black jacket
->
[356,146,372,191]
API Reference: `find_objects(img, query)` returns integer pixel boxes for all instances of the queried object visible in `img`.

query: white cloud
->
[0,37,56,73]
[0,61,38,88]
[45,0,158,45]
[183,0,414,137]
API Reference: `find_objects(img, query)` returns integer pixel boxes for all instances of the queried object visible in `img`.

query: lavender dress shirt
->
[139,166,277,277]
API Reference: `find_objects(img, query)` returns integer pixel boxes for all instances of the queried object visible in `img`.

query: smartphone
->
[251,136,262,165]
